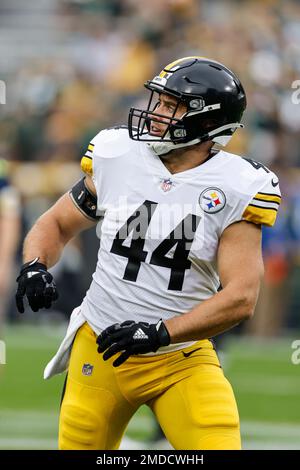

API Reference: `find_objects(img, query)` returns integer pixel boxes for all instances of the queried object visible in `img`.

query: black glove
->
[96,319,170,367]
[16,258,58,313]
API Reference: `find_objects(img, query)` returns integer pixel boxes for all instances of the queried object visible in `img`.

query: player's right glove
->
[16,257,58,313]
[96,319,170,367]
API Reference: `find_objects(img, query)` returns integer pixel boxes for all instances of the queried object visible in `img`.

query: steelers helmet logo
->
[199,187,226,214]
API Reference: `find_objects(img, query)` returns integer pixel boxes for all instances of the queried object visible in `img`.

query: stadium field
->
[1,324,300,450]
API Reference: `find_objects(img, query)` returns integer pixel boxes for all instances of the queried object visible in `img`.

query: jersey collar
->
[141,142,226,182]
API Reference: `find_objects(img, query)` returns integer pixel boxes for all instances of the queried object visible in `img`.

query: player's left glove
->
[96,320,171,367]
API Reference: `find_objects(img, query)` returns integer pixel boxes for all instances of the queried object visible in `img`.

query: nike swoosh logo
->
[182,347,203,358]
[271,178,279,187]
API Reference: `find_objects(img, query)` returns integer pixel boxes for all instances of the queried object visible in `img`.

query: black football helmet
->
[128,56,247,155]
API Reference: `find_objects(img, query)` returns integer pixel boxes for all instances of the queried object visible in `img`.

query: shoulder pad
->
[222,153,277,193]
[80,127,131,176]
[92,127,132,159]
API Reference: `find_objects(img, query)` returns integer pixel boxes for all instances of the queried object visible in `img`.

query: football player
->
[16,57,281,450]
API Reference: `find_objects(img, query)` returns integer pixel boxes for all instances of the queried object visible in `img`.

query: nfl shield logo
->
[160,178,173,192]
[82,363,93,376]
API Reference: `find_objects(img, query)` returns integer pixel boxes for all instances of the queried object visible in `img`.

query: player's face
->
[149,93,187,137]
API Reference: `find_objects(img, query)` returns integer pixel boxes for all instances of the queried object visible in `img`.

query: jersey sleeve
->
[242,174,281,227]
[79,128,131,210]
[221,159,282,233]
[80,141,95,176]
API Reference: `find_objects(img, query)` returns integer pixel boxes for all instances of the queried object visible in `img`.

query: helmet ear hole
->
[199,119,219,130]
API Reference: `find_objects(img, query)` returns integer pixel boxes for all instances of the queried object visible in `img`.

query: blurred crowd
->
[1,0,300,335]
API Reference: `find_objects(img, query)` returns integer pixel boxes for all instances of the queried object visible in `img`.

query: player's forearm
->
[23,213,69,268]
[165,283,258,343]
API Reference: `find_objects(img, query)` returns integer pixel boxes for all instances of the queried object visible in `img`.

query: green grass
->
[223,336,300,424]
[1,324,300,449]
[0,324,65,410]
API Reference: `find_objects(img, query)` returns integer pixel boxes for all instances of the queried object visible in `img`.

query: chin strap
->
[146,122,244,156]
[147,136,201,156]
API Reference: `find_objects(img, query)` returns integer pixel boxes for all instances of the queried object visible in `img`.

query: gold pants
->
[59,322,241,450]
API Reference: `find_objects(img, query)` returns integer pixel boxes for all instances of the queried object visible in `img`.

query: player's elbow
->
[233,289,258,321]
[228,268,263,322]
[238,298,256,321]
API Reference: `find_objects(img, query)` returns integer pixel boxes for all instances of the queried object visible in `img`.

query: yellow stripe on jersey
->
[159,56,205,78]
[80,142,94,176]
[254,192,281,204]
[80,156,93,176]
[243,205,278,227]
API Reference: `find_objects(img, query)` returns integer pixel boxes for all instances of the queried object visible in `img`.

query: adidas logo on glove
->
[133,328,149,340]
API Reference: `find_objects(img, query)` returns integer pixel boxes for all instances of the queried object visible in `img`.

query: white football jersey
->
[79,127,281,347]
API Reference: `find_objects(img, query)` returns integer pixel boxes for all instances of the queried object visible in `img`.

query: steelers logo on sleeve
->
[199,187,226,214]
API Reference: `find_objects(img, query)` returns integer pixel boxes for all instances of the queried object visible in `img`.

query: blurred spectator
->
[0,159,20,331]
